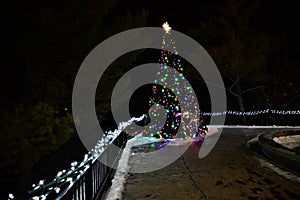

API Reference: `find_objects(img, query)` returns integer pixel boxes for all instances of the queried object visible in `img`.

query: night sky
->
[0,0,299,129]
[1,0,299,106]
[0,1,300,136]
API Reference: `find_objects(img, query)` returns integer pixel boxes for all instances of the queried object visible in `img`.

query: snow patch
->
[164,138,191,146]
[131,133,191,147]
[104,139,134,200]
[273,135,300,149]
[255,156,300,183]
[246,134,260,148]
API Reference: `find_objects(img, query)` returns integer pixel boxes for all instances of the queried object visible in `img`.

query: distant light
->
[162,22,171,33]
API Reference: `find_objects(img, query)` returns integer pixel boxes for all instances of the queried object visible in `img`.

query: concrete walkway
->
[109,128,300,200]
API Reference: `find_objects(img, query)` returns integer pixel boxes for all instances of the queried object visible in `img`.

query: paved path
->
[123,128,300,200]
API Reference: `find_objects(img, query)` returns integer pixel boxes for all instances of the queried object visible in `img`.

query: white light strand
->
[8,193,14,200]
[29,115,146,199]
[200,109,300,116]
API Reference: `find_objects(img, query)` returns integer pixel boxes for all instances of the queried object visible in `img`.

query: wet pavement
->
[122,128,300,200]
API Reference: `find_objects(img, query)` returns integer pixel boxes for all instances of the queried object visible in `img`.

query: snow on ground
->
[104,139,134,200]
[131,132,200,146]
[255,156,300,183]
[246,134,260,148]
[130,133,164,147]
[273,135,300,149]
[105,133,193,200]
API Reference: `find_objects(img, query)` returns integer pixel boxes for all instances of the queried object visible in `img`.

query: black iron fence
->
[28,132,128,200]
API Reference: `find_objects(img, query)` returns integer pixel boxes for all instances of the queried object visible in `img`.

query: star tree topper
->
[162,22,171,33]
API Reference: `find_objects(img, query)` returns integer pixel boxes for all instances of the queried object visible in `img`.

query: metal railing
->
[28,132,128,200]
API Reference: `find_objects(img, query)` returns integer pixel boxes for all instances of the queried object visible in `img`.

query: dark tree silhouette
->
[190,0,274,124]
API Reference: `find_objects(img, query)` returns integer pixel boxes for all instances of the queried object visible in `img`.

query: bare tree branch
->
[283,93,300,109]
[242,85,266,94]
[223,70,235,82]
[229,76,241,96]
[226,87,239,97]
[239,67,252,80]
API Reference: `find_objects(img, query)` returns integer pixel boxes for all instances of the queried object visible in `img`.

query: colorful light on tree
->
[148,22,199,139]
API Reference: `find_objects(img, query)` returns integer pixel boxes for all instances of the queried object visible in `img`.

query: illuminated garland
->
[24,115,146,200]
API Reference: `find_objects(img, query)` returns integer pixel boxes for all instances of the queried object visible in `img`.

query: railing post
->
[85,162,93,200]
[28,130,132,200]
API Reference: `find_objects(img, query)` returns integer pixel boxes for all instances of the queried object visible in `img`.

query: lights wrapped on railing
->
[28,115,146,199]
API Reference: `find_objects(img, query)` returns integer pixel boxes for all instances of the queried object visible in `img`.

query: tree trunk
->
[236,83,247,124]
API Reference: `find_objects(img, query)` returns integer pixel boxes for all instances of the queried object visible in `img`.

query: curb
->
[104,139,134,200]
[248,129,300,173]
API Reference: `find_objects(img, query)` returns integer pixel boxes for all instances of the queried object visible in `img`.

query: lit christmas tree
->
[148,22,199,139]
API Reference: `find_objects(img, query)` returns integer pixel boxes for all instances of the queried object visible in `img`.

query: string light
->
[24,21,300,199]
[200,109,300,116]
[162,22,171,33]
[28,115,146,199]
[8,194,14,200]
[149,22,199,139]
